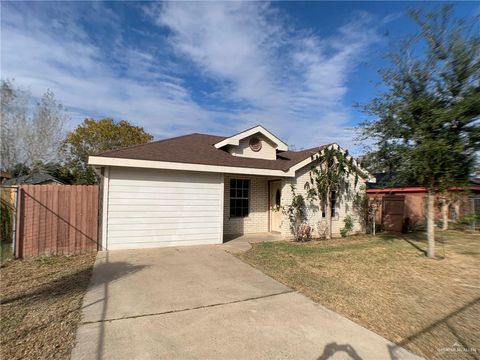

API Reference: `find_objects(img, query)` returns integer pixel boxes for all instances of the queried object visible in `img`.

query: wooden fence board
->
[51,186,58,254]
[15,185,99,257]
[58,187,67,255]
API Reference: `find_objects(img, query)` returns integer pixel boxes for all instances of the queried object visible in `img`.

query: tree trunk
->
[427,191,435,258]
[325,190,332,240]
[441,197,448,231]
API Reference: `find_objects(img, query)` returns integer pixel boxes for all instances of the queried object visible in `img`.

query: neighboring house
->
[89,125,370,250]
[0,171,11,183]
[2,172,65,186]
[367,173,480,232]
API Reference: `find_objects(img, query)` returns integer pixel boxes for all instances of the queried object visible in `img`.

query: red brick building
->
[367,175,480,232]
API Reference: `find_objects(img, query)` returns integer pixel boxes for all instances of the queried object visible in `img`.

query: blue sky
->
[1,1,479,154]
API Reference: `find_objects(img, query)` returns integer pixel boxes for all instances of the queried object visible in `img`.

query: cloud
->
[148,2,380,149]
[2,1,380,152]
[1,2,219,137]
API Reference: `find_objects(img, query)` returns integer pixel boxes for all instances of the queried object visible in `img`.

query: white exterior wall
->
[280,164,366,239]
[105,167,223,249]
[223,174,270,235]
[227,134,277,160]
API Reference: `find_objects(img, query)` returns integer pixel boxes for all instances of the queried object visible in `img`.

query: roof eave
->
[287,144,373,180]
[89,156,295,178]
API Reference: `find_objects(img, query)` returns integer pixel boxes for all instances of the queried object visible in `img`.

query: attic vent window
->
[249,137,262,152]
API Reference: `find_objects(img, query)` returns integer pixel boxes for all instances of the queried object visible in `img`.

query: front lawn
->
[0,253,96,360]
[238,231,480,360]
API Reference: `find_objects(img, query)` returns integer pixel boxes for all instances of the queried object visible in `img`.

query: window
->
[275,189,281,207]
[230,179,249,217]
[331,191,337,217]
[322,191,337,218]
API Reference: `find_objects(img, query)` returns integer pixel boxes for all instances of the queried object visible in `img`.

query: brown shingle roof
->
[96,133,324,171]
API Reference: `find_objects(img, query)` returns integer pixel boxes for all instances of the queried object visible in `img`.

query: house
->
[88,125,370,250]
[367,173,480,232]
[0,171,11,183]
[2,172,65,186]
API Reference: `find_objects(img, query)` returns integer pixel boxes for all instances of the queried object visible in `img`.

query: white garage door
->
[105,167,223,250]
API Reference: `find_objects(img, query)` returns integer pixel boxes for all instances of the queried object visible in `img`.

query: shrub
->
[283,185,311,241]
[353,190,380,234]
[453,214,480,231]
[403,216,423,233]
[297,223,312,242]
[340,215,354,237]
[317,220,328,239]
[0,199,12,243]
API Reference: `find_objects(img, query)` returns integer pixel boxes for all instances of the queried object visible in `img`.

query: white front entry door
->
[269,181,282,232]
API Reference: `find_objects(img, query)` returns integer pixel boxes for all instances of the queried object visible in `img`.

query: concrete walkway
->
[71,244,421,360]
[222,232,284,253]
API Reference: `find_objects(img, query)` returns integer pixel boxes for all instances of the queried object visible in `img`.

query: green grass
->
[238,231,480,360]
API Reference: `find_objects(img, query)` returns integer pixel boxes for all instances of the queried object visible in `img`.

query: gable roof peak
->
[213,125,288,151]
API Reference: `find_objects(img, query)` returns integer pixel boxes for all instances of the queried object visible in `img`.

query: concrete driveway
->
[71,245,420,360]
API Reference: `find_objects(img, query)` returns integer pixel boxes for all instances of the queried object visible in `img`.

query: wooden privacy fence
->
[15,185,99,257]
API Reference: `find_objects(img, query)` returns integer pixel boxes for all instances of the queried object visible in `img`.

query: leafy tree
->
[36,162,75,184]
[27,89,68,165]
[358,5,480,257]
[1,80,27,171]
[62,118,154,184]
[1,79,67,172]
[304,145,358,239]
[9,163,31,178]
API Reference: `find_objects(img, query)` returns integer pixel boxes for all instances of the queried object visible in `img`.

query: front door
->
[270,181,282,232]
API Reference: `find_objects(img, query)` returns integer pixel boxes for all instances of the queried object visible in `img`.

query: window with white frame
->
[230,179,249,217]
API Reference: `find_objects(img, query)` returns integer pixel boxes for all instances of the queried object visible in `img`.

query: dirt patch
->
[0,253,96,360]
[239,231,480,360]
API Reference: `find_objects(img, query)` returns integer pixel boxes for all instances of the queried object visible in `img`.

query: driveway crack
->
[81,289,295,325]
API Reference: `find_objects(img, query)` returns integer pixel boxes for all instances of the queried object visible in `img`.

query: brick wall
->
[368,191,477,230]
[280,164,366,239]
[223,174,269,235]
[222,167,367,239]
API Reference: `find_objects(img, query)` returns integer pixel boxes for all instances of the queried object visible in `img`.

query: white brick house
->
[89,126,371,250]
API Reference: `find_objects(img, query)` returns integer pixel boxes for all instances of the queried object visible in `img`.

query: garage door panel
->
[109,233,217,244]
[108,198,221,206]
[108,223,218,235]
[108,204,220,212]
[108,211,220,219]
[109,168,220,183]
[110,176,221,188]
[109,221,220,231]
[108,238,220,250]
[108,216,218,226]
[109,191,220,200]
[109,185,221,194]
[108,227,221,237]
[106,168,223,249]
[109,180,221,189]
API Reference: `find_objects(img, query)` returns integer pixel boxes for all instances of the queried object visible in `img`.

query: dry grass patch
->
[0,253,96,360]
[238,231,480,360]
